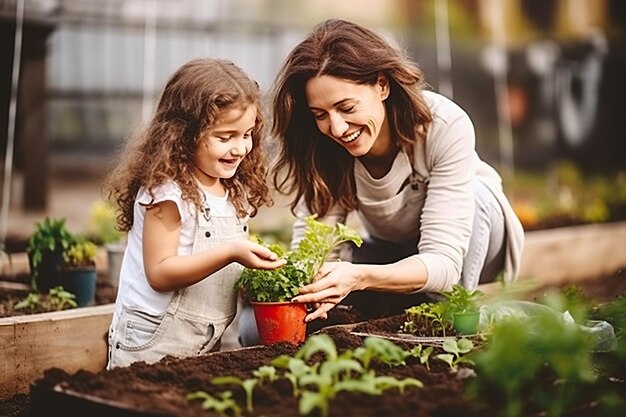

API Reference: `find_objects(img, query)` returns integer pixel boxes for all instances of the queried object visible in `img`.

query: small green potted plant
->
[235,216,363,345]
[441,284,484,335]
[27,217,75,292]
[58,239,98,307]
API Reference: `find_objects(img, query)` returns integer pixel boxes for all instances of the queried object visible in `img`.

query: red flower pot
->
[251,301,308,345]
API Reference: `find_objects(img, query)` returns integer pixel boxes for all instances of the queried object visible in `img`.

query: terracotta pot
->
[452,311,480,335]
[251,301,308,345]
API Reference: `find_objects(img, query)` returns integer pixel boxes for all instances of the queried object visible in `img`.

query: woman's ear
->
[377,74,390,100]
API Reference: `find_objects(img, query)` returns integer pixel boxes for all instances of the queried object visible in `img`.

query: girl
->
[105,58,285,368]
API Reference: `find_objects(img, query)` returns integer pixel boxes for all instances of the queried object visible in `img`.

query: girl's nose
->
[328,113,349,138]
[231,139,248,156]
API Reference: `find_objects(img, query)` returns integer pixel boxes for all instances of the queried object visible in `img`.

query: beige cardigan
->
[293,91,524,292]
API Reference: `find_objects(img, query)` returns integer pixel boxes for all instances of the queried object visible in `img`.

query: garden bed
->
[16,266,626,417]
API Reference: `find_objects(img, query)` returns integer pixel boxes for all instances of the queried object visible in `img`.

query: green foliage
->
[441,284,484,315]
[189,334,423,417]
[235,216,363,302]
[186,391,241,417]
[62,239,98,269]
[27,217,75,291]
[211,376,257,414]
[435,338,475,369]
[14,286,78,312]
[402,302,451,336]
[467,295,597,417]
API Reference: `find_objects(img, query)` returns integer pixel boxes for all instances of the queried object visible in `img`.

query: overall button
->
[243,225,247,232]
[205,231,211,238]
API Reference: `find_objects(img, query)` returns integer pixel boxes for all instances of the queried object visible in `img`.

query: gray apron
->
[108,209,247,368]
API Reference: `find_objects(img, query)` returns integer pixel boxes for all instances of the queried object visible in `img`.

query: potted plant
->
[235,216,362,345]
[441,284,484,335]
[58,239,98,307]
[27,217,75,292]
[86,200,127,287]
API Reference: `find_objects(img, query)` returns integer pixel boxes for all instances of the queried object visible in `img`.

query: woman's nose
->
[328,113,349,138]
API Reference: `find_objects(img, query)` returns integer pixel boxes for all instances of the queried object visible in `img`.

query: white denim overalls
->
[108,205,247,368]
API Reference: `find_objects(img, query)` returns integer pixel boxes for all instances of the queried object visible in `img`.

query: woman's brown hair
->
[104,58,272,232]
[271,19,433,217]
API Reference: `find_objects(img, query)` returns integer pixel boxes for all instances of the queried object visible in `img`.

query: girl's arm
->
[143,200,285,292]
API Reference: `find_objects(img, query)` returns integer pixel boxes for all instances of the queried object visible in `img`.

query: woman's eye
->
[340,105,356,113]
[312,113,327,120]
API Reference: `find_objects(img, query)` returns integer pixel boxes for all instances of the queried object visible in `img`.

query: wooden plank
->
[0,304,114,399]
[519,220,626,285]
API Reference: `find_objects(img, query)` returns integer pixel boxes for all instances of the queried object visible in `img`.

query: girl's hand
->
[232,240,287,270]
[291,261,363,322]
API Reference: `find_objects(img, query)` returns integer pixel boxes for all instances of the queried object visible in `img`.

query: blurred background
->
[1,0,625,249]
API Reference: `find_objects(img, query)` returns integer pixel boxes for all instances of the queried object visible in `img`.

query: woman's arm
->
[143,201,285,292]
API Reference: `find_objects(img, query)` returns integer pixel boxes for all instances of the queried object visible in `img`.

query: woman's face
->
[193,106,256,190]
[304,75,390,158]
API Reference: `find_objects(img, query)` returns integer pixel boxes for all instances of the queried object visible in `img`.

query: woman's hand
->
[231,240,287,270]
[291,261,363,322]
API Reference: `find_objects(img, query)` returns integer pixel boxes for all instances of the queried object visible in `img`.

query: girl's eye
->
[312,112,327,121]
[340,105,356,113]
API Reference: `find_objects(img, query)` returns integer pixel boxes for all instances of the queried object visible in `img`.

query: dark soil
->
[2,267,625,417]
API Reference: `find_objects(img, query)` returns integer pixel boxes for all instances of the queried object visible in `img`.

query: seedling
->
[14,286,77,312]
[186,391,242,417]
[408,344,434,370]
[402,302,450,336]
[436,338,475,370]
[211,376,257,414]
[191,334,423,417]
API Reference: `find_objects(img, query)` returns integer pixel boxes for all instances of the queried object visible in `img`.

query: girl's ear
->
[377,74,390,100]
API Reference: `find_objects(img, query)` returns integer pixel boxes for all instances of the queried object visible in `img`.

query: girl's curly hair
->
[104,58,272,232]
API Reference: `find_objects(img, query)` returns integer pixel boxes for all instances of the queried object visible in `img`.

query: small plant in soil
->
[188,334,423,417]
[14,286,77,312]
[402,302,451,336]
[235,216,363,302]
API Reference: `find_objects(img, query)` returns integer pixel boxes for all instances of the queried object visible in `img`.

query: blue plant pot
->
[59,267,97,307]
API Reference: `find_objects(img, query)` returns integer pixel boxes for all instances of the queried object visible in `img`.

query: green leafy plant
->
[27,217,75,291]
[14,286,78,311]
[441,284,484,316]
[62,239,98,269]
[467,296,597,417]
[408,344,434,370]
[402,302,451,336]
[235,216,363,302]
[435,338,475,370]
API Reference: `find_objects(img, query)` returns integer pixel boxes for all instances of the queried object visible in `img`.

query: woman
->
[255,19,524,334]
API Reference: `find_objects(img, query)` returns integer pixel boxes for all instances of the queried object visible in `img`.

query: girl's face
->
[193,106,256,190]
[304,75,391,158]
